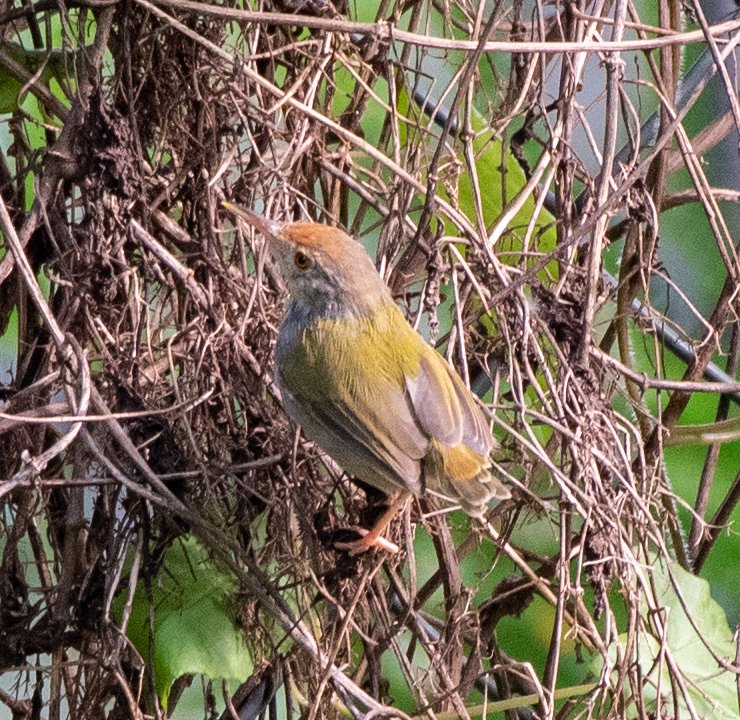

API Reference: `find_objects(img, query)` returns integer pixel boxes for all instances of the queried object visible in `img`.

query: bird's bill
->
[222,202,283,239]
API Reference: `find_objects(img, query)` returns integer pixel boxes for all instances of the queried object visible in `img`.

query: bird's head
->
[224,203,388,317]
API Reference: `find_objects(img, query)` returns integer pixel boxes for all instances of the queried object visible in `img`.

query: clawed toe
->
[333,527,400,555]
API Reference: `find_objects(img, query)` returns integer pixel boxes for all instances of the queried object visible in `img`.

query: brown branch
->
[148,0,740,53]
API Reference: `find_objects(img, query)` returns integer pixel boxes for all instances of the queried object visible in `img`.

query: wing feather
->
[406,346,509,512]
[279,368,427,497]
[406,348,494,457]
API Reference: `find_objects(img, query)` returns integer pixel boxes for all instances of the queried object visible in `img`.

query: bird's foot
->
[334,527,400,556]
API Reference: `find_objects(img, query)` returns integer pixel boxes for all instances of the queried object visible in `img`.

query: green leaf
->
[0,41,72,116]
[118,536,253,710]
[397,89,557,280]
[603,560,738,719]
[467,109,555,230]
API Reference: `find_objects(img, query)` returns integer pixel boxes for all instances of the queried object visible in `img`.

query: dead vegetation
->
[1,0,739,718]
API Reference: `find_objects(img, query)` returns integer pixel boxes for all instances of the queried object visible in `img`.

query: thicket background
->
[0,0,738,718]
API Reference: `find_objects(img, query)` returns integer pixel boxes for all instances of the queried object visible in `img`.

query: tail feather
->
[424,441,510,517]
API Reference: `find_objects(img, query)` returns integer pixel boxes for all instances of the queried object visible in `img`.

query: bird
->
[224,202,510,553]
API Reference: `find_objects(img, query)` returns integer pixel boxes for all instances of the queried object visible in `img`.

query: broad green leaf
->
[118,536,253,709]
[397,89,557,280]
[649,562,737,718]
[20,96,49,210]
[462,107,556,251]
[0,41,72,116]
[602,560,737,719]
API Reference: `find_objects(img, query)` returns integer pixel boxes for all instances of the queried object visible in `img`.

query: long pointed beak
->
[222,202,283,239]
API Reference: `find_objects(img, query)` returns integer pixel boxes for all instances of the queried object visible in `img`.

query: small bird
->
[224,203,510,553]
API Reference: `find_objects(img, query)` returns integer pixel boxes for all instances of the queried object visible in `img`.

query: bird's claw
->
[334,527,400,556]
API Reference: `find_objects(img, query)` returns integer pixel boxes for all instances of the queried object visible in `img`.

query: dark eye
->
[294,251,311,270]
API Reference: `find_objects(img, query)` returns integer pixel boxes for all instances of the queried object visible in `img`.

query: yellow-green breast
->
[279,300,423,404]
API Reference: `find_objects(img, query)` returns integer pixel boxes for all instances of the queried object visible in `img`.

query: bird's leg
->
[335,492,410,556]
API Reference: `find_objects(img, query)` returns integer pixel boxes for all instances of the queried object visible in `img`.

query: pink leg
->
[335,493,410,556]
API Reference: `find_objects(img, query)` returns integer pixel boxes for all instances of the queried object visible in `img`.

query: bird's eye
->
[293,251,311,270]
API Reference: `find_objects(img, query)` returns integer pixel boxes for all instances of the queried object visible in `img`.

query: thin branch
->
[148,0,740,53]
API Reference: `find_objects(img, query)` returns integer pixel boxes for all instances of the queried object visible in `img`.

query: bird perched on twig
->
[224,203,510,554]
